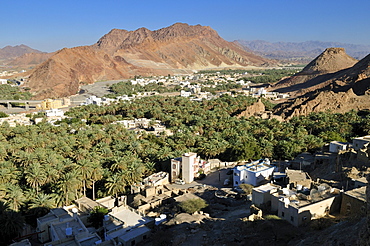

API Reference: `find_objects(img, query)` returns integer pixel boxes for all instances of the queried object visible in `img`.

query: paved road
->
[70,80,126,103]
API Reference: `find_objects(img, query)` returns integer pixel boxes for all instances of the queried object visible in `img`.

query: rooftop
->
[109,207,151,228]
[50,218,88,241]
[75,196,106,211]
[235,159,274,173]
[78,234,102,246]
[354,135,370,141]
[286,169,311,182]
[118,226,150,242]
[253,183,280,193]
[344,186,367,203]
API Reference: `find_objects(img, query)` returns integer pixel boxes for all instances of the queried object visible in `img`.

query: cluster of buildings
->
[0,110,67,127]
[0,113,33,127]
[112,118,172,136]
[250,167,367,227]
[236,137,370,227]
[0,69,25,77]
[35,196,153,246]
[241,86,289,99]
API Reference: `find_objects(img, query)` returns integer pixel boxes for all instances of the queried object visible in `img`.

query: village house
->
[171,152,208,183]
[36,98,71,110]
[270,184,340,227]
[285,168,312,189]
[37,196,153,246]
[232,158,275,187]
[0,113,32,127]
[45,108,65,117]
[340,186,367,217]
[329,141,349,153]
[352,135,370,151]
[252,183,280,207]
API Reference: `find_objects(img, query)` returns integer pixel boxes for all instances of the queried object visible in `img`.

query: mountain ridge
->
[272,49,370,118]
[0,44,44,62]
[22,23,273,99]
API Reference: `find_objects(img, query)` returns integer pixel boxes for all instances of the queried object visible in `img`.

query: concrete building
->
[329,141,349,153]
[0,78,7,84]
[0,113,32,127]
[232,159,275,187]
[37,196,152,246]
[131,172,170,195]
[252,183,280,207]
[180,90,191,97]
[353,135,370,151]
[45,108,65,117]
[171,153,206,183]
[36,207,98,244]
[340,186,367,217]
[270,185,339,227]
[37,98,71,110]
[285,169,312,189]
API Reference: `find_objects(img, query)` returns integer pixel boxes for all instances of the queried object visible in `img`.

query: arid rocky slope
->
[7,52,53,67]
[23,23,273,99]
[273,49,370,119]
[271,48,358,97]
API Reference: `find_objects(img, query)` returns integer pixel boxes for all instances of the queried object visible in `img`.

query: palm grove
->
[1,94,370,242]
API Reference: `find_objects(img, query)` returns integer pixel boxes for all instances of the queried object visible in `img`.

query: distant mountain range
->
[0,44,44,62]
[235,40,370,62]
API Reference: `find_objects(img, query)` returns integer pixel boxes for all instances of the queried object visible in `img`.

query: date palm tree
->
[57,170,82,206]
[3,184,26,211]
[105,172,126,198]
[24,162,47,194]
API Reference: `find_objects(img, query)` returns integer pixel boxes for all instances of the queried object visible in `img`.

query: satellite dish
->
[310,189,320,201]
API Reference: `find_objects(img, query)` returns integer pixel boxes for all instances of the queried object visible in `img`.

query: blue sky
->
[1,0,369,52]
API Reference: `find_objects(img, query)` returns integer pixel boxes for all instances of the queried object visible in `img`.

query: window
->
[143,235,147,240]
[290,216,294,222]
[281,212,284,217]
[346,203,351,213]
[173,164,177,169]
[131,240,136,246]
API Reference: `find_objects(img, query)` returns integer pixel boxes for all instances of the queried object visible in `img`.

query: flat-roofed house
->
[233,159,275,187]
[340,186,367,217]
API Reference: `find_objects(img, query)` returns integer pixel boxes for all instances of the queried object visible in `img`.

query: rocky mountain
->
[271,48,358,97]
[236,40,370,62]
[23,23,273,99]
[0,44,44,62]
[272,49,370,118]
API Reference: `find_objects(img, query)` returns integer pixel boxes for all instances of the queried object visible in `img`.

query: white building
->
[329,141,349,153]
[45,108,64,117]
[233,159,275,187]
[352,136,370,151]
[0,79,7,84]
[180,90,191,97]
[171,152,206,184]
